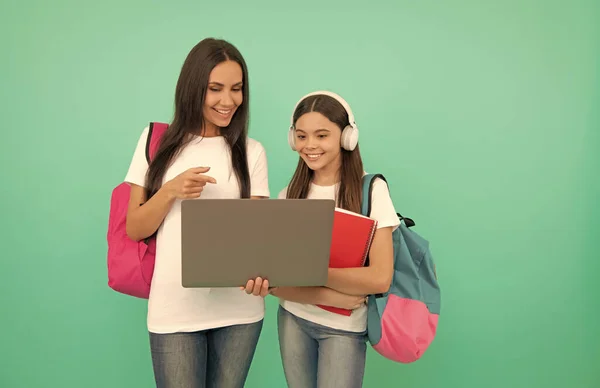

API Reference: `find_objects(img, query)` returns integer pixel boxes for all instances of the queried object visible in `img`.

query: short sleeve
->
[124,126,150,187]
[249,141,270,198]
[277,187,288,199]
[369,178,401,231]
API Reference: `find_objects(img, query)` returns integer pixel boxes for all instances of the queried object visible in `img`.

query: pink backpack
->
[107,122,168,299]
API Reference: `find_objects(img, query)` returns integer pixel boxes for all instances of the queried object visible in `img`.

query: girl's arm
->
[325,226,395,296]
[270,286,366,309]
[269,286,327,304]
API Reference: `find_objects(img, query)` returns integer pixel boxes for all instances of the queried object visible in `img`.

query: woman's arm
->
[126,167,216,241]
[326,226,395,296]
[125,184,176,241]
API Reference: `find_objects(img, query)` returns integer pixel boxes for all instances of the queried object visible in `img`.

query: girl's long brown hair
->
[286,94,364,214]
[144,38,251,201]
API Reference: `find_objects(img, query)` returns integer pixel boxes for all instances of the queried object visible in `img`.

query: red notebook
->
[317,207,378,316]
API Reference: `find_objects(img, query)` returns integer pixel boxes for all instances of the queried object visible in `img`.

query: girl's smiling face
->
[293,111,343,176]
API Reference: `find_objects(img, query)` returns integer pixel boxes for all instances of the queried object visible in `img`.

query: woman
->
[269,91,399,387]
[124,38,270,388]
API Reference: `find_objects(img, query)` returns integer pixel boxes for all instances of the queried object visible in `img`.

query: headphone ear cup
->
[288,128,297,151]
[341,125,359,151]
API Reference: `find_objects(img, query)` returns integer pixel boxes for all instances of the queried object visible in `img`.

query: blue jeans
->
[277,306,367,388]
[149,319,263,388]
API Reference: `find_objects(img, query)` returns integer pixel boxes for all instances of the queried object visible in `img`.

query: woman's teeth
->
[306,154,322,161]
[214,108,232,117]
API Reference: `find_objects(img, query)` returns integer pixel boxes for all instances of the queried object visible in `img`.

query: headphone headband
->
[288,90,359,151]
[289,90,357,130]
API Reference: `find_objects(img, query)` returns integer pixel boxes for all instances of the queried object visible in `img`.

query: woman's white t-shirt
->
[277,177,400,333]
[124,126,270,334]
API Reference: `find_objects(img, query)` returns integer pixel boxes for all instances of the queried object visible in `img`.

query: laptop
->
[180,198,335,288]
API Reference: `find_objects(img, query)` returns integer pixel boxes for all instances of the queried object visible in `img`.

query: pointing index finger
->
[188,173,217,184]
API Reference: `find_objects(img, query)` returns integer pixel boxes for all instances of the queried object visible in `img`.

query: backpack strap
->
[140,122,169,243]
[361,173,385,217]
[361,173,385,269]
[360,173,415,296]
[361,173,415,227]
[145,122,169,163]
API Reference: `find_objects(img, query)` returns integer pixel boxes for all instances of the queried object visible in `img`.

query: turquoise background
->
[2,0,599,387]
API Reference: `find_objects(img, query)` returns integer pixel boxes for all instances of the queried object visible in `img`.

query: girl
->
[123,38,270,388]
[271,91,400,387]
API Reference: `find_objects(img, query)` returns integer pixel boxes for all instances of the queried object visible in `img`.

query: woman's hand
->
[241,277,270,297]
[162,166,217,200]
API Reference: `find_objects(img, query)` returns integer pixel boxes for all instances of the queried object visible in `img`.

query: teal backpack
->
[361,173,441,363]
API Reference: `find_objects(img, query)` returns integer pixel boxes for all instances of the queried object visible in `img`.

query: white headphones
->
[288,90,359,152]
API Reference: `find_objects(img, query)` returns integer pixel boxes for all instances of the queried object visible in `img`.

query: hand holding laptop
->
[241,277,270,297]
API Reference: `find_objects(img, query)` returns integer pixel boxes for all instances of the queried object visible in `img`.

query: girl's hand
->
[162,167,217,200]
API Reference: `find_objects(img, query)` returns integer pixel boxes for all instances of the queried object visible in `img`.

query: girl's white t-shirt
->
[124,126,270,334]
[277,177,400,333]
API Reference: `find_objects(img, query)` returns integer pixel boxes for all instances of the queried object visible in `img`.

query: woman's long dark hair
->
[286,94,364,214]
[144,38,251,200]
